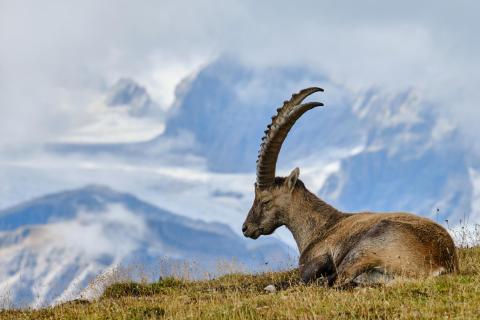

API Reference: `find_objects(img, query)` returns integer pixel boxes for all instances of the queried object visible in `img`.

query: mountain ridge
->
[0,185,295,308]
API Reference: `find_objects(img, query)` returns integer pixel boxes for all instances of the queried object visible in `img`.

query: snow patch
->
[0,204,147,307]
[58,105,165,144]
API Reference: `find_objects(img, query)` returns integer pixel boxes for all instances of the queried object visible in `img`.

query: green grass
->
[2,247,480,319]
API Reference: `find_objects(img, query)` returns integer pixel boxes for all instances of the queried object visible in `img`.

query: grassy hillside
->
[2,247,480,319]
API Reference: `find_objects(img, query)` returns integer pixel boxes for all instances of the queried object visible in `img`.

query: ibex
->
[242,87,458,286]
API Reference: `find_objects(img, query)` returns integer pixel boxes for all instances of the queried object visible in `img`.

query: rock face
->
[164,59,474,222]
[105,78,159,117]
[0,186,295,308]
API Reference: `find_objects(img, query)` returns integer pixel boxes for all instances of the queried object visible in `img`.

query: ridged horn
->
[256,87,324,188]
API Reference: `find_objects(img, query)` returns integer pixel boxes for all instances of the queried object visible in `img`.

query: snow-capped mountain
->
[317,89,472,222]
[0,185,295,308]
[55,78,166,145]
[163,59,474,222]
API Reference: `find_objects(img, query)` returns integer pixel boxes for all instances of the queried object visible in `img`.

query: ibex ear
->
[286,167,300,192]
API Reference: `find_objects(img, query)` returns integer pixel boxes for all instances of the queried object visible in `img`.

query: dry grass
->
[1,247,480,319]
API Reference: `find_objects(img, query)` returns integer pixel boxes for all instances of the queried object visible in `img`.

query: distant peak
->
[105,78,158,117]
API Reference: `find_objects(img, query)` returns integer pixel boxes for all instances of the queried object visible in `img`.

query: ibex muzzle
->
[242,87,458,287]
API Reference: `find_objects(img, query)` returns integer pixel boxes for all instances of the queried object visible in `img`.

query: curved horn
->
[256,87,324,188]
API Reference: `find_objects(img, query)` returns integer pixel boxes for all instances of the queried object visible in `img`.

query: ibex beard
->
[242,87,458,287]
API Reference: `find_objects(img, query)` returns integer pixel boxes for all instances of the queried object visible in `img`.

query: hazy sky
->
[1,0,479,152]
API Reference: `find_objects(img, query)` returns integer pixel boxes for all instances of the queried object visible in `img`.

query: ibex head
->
[242,168,300,238]
[242,87,324,239]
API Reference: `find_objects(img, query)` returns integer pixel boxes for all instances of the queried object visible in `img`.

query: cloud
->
[1,0,479,152]
[57,107,166,144]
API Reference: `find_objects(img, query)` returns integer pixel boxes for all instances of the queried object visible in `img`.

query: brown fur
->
[243,171,458,286]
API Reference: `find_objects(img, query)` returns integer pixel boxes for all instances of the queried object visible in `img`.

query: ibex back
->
[242,87,458,287]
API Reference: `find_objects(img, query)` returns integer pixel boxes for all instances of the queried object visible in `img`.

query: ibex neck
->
[283,188,344,255]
